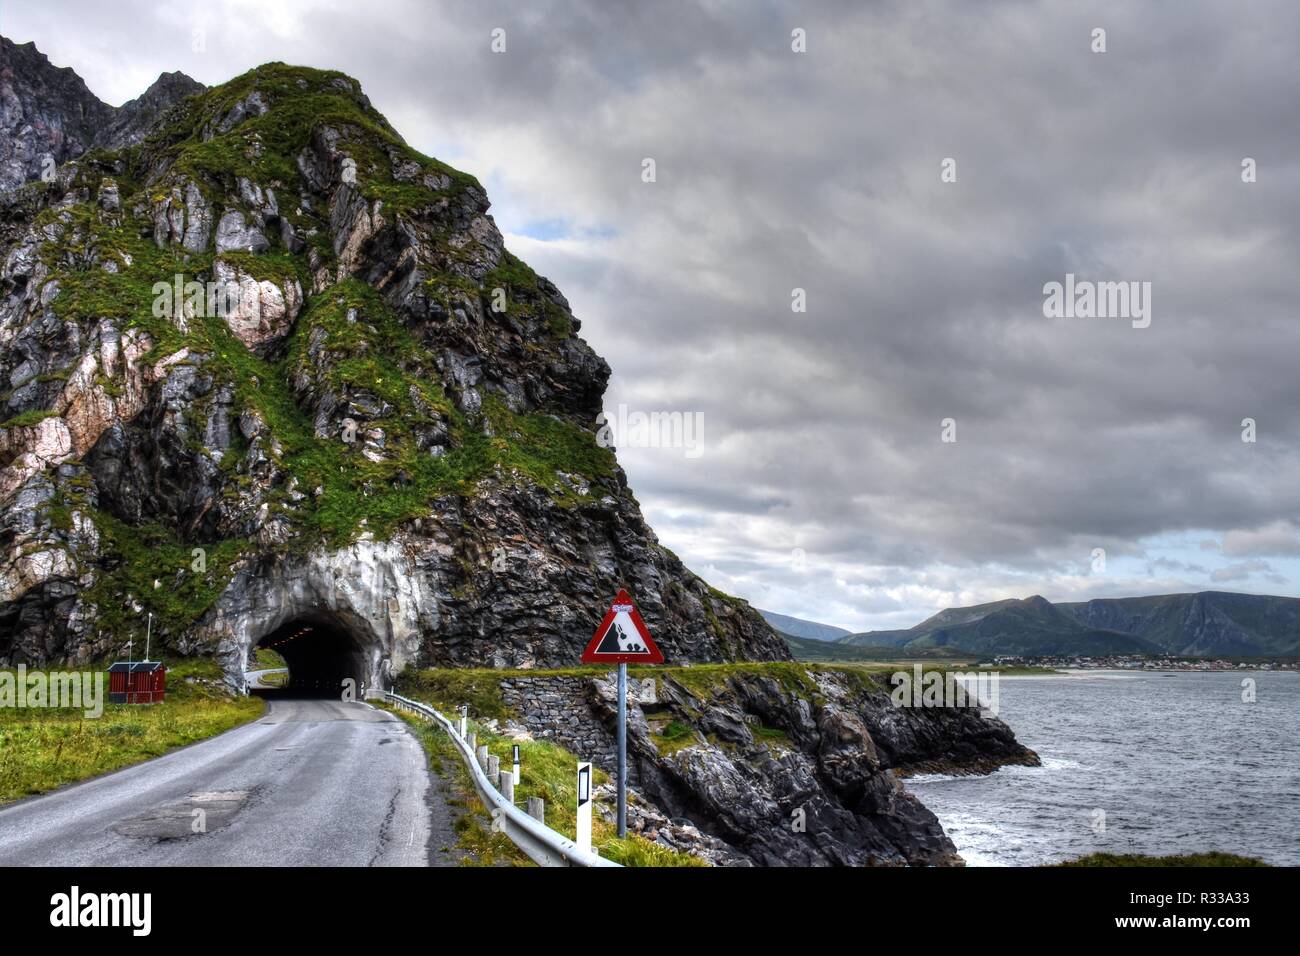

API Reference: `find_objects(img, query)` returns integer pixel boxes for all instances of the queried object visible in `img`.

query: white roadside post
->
[458,704,468,738]
[576,761,593,853]
[512,744,521,786]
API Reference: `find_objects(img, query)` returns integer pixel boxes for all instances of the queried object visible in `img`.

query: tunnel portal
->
[255,617,373,698]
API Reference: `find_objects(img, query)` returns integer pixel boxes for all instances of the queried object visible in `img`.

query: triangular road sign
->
[581,589,664,664]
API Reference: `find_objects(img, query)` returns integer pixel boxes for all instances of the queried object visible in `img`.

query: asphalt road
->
[244,668,288,690]
[0,698,460,866]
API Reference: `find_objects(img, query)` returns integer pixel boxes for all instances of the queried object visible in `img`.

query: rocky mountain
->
[0,37,202,192]
[758,608,850,642]
[778,630,903,662]
[842,595,1156,656]
[90,71,207,153]
[1059,591,1299,658]
[0,44,789,687]
[841,591,1298,658]
[782,630,968,662]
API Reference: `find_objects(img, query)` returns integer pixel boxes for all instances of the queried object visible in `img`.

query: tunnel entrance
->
[254,617,371,699]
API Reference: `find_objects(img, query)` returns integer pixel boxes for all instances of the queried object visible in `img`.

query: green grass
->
[649,719,699,756]
[0,408,60,429]
[252,647,287,669]
[396,668,514,720]
[0,658,263,804]
[398,661,1025,715]
[649,661,824,699]
[749,723,792,748]
[1056,852,1268,867]
[388,683,705,866]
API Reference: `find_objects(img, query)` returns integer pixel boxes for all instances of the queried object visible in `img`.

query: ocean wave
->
[905,755,1081,785]
[900,671,1300,866]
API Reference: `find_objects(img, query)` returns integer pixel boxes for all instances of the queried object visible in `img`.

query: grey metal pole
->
[617,662,627,837]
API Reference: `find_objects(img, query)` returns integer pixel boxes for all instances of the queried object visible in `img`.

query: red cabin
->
[107,661,166,704]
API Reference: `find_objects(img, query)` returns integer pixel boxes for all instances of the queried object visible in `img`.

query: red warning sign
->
[580,589,664,664]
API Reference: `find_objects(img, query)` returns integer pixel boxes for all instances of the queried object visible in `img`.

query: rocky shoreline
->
[418,663,1040,866]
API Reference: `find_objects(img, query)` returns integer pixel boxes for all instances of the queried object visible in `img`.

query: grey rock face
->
[493,668,1039,866]
[91,71,205,151]
[0,37,112,193]
[0,37,202,192]
[215,209,269,253]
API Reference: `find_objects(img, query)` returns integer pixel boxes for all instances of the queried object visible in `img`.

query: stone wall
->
[499,674,656,777]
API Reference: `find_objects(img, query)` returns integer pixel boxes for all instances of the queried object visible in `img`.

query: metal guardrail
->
[384,691,620,868]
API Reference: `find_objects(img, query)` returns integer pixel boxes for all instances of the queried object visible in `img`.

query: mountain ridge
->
[757,608,851,642]
[839,591,1298,658]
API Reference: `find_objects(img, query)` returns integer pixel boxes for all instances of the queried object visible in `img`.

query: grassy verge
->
[386,685,705,866]
[0,658,264,804]
[1056,852,1269,867]
[381,703,527,866]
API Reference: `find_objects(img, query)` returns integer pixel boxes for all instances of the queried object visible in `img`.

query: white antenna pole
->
[145,612,152,662]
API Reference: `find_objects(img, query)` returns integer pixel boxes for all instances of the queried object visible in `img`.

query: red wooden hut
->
[107,661,167,704]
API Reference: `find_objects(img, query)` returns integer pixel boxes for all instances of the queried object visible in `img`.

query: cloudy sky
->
[8,0,1299,631]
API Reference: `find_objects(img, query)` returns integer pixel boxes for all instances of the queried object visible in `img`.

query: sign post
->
[580,588,664,839]
[617,662,627,836]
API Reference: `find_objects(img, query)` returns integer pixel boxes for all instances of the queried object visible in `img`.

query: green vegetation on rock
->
[150,63,479,212]
[0,409,61,429]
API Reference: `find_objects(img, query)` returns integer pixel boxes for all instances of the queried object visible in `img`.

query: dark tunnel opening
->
[254,617,370,699]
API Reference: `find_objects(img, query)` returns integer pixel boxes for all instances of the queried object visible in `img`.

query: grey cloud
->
[1211,559,1275,584]
[8,0,1296,629]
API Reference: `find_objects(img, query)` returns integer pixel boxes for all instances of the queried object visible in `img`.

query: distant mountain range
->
[764,592,1300,659]
[778,630,968,662]
[756,610,851,643]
